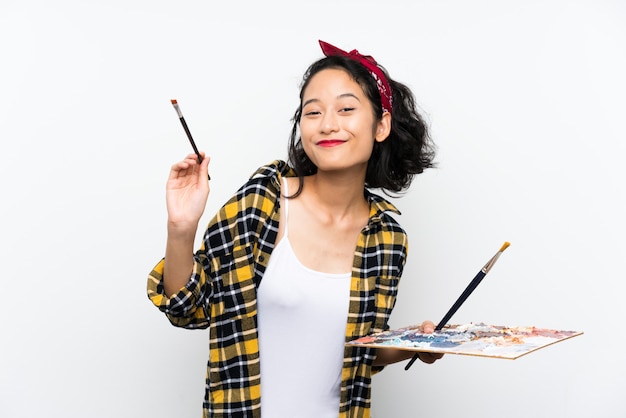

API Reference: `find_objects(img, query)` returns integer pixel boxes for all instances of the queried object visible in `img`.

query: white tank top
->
[257,179,352,417]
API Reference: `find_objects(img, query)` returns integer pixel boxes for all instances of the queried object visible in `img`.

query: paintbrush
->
[404,241,511,370]
[170,99,210,180]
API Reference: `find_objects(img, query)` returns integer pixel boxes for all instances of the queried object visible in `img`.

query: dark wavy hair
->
[287,55,436,196]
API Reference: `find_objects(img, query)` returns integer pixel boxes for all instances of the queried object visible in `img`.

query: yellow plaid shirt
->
[147,160,408,418]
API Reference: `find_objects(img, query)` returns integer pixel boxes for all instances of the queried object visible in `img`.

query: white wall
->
[1,1,624,417]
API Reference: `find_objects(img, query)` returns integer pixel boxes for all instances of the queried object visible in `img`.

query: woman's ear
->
[375,111,392,142]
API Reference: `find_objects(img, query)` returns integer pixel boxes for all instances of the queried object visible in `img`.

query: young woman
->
[148,40,441,418]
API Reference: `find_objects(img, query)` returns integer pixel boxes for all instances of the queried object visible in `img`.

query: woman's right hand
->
[165,152,211,232]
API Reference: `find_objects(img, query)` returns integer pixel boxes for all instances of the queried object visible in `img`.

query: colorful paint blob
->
[346,323,583,359]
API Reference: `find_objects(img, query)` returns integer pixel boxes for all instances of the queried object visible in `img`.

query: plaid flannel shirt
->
[147,160,408,418]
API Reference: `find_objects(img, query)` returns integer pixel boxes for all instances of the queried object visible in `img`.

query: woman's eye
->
[340,107,355,112]
[304,110,320,116]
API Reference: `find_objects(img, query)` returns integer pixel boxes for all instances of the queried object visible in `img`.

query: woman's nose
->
[320,111,339,134]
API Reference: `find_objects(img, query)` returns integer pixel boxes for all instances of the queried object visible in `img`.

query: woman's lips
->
[317,139,346,147]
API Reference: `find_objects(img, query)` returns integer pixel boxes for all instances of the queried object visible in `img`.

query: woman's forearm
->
[372,347,415,367]
[373,347,443,367]
[163,226,197,296]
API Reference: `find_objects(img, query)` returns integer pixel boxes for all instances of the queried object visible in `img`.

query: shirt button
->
[259,255,265,262]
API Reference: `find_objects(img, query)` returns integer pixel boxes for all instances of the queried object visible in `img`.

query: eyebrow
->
[302,93,361,108]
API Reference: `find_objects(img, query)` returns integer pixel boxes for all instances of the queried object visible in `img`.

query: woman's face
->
[299,68,388,175]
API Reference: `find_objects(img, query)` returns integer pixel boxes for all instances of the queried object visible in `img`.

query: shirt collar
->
[365,189,401,221]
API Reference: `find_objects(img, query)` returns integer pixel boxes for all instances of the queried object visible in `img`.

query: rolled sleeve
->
[146,257,211,329]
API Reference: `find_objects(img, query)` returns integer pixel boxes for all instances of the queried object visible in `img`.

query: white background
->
[1,1,624,417]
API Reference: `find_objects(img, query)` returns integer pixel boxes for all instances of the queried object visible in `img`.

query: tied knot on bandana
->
[319,40,393,114]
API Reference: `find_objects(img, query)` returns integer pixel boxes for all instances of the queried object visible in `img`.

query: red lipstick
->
[317,139,346,147]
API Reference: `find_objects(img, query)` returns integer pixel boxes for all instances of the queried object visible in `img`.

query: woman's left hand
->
[415,320,444,364]
[373,320,444,366]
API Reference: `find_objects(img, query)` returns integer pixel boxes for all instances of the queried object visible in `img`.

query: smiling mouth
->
[317,140,346,147]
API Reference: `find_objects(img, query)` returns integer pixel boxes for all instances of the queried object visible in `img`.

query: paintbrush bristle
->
[499,241,511,252]
[171,99,177,105]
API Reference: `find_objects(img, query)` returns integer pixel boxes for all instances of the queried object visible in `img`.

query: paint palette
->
[346,322,583,359]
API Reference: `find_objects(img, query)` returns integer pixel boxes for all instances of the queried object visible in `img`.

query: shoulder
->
[208,162,292,244]
[365,190,408,247]
[366,191,404,228]
[249,160,296,182]
[226,160,296,210]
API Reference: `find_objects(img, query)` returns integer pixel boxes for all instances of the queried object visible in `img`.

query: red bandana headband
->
[319,40,393,114]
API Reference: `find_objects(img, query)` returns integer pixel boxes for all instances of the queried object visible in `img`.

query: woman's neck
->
[300,171,369,222]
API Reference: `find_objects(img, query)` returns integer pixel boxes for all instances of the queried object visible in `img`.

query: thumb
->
[199,153,211,180]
